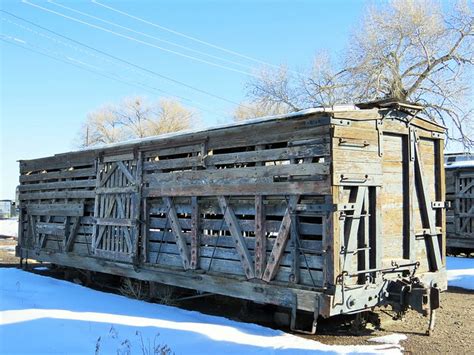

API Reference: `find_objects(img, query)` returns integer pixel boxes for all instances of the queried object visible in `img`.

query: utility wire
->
[2,9,244,107]
[92,0,287,72]
[48,0,257,72]
[0,34,222,116]
[1,14,227,115]
[22,0,258,78]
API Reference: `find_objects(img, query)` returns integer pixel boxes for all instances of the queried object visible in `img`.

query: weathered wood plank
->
[190,196,200,270]
[218,196,255,279]
[20,190,95,201]
[263,196,298,282]
[254,195,266,279]
[20,167,96,183]
[26,203,85,217]
[19,179,96,192]
[163,197,191,270]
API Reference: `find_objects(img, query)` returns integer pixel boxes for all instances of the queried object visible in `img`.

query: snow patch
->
[367,334,407,345]
[446,256,474,290]
[0,269,402,354]
[0,218,18,238]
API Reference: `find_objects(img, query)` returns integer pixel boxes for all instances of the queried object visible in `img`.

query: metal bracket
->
[338,138,370,148]
[431,201,448,209]
[331,118,352,126]
[376,120,384,157]
[340,175,369,184]
[290,294,319,335]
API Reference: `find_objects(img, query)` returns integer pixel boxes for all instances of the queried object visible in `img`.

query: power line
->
[1,14,227,115]
[0,34,224,116]
[23,0,258,78]
[48,0,257,73]
[2,9,243,107]
[92,0,285,71]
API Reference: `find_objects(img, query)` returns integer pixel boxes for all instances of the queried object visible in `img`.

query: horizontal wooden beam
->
[26,203,85,217]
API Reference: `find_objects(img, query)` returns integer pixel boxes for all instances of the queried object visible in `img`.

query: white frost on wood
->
[0,269,402,354]
[0,218,18,238]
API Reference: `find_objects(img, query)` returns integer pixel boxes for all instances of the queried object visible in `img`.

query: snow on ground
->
[446,256,474,290]
[0,269,402,355]
[367,334,407,345]
[0,218,18,238]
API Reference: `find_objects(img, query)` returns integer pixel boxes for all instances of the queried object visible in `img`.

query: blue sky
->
[0,0,365,199]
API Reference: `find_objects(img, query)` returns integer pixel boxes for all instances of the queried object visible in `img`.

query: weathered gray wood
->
[163,197,191,270]
[26,203,85,217]
[254,195,266,279]
[218,196,255,279]
[19,167,96,183]
[145,181,331,197]
[190,196,200,270]
[19,180,96,192]
[414,134,442,271]
[20,190,96,200]
[263,196,299,282]
[36,222,65,237]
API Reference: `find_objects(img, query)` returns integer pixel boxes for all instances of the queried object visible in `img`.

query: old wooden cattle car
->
[445,153,474,254]
[16,101,447,333]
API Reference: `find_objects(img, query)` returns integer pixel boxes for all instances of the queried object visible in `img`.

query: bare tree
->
[233,101,290,121]
[78,106,126,146]
[148,98,195,134]
[245,0,474,149]
[78,96,196,147]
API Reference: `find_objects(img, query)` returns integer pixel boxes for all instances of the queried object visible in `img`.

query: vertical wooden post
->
[190,196,200,270]
[290,213,300,284]
[254,195,266,279]
[436,138,446,264]
[408,127,416,262]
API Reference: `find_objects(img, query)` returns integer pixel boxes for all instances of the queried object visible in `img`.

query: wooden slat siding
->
[26,203,84,217]
[205,144,329,166]
[218,196,255,279]
[20,167,96,183]
[20,190,96,201]
[144,156,203,171]
[413,133,442,271]
[206,118,331,151]
[148,216,322,236]
[143,142,204,159]
[254,195,266,279]
[163,197,191,270]
[145,181,331,197]
[148,231,323,251]
[148,199,290,217]
[145,251,323,286]
[147,163,329,184]
[19,153,96,173]
[103,152,135,163]
[263,196,299,282]
[190,196,200,270]
[147,242,324,269]
[19,179,96,192]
